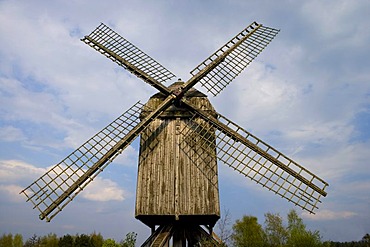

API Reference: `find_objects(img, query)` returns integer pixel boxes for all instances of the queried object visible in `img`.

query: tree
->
[75,234,92,247]
[231,215,266,247]
[41,233,59,247]
[216,208,232,246]
[264,212,287,247]
[0,233,13,247]
[286,209,321,247]
[230,210,326,247]
[59,234,74,247]
[198,236,220,246]
[120,232,137,247]
[103,239,120,247]
[13,233,23,247]
[91,232,104,247]
[362,233,370,247]
[24,234,41,247]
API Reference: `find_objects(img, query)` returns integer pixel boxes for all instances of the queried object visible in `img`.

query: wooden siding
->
[135,91,220,227]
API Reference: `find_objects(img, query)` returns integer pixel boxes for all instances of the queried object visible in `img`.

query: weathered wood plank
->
[135,83,220,226]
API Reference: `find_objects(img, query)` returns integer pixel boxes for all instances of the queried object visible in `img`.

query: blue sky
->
[1,0,369,243]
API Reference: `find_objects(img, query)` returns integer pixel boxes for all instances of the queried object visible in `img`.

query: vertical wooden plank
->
[136,89,220,226]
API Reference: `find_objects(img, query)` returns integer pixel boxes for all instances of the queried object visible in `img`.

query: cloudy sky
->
[1,0,369,244]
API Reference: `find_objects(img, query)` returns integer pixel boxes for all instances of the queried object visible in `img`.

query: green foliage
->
[286,210,321,247]
[231,210,333,247]
[264,212,287,247]
[75,234,92,247]
[120,232,137,247]
[363,233,370,245]
[329,233,370,247]
[41,233,59,247]
[0,228,369,247]
[197,236,220,246]
[232,215,266,247]
[0,233,13,247]
[59,234,74,247]
[0,232,139,247]
[24,234,41,247]
[102,239,120,247]
[91,232,104,247]
[13,233,23,247]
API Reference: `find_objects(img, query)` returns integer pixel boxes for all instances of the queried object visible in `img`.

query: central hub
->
[170,79,185,99]
[170,79,186,107]
[140,80,211,119]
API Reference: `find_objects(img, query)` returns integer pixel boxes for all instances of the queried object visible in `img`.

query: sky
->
[1,0,370,244]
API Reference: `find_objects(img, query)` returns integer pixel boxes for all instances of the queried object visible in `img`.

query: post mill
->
[21,21,328,246]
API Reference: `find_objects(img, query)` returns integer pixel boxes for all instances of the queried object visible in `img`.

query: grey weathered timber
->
[141,224,220,247]
[136,82,220,228]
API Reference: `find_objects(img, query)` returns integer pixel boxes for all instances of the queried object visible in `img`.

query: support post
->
[173,226,186,247]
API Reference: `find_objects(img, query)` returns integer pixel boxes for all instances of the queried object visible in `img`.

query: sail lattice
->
[20,101,145,221]
[190,22,279,96]
[82,23,176,85]
[179,111,328,213]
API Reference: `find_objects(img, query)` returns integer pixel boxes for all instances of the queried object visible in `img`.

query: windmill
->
[21,21,328,246]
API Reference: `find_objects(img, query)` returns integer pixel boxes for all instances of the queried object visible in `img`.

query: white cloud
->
[0,78,62,123]
[0,160,45,182]
[82,177,125,202]
[301,0,369,46]
[0,184,24,202]
[0,159,126,203]
[112,145,138,167]
[302,209,357,221]
[0,3,154,153]
[302,139,370,180]
[0,126,26,142]
[285,121,353,146]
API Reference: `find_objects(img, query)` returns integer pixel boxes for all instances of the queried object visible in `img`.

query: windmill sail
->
[81,23,175,95]
[20,102,146,221]
[190,22,279,96]
[179,105,328,213]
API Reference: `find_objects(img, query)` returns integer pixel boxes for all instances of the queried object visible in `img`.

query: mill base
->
[141,223,221,247]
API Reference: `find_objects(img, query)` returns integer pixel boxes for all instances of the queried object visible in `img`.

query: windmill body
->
[20,21,328,246]
[136,81,220,229]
